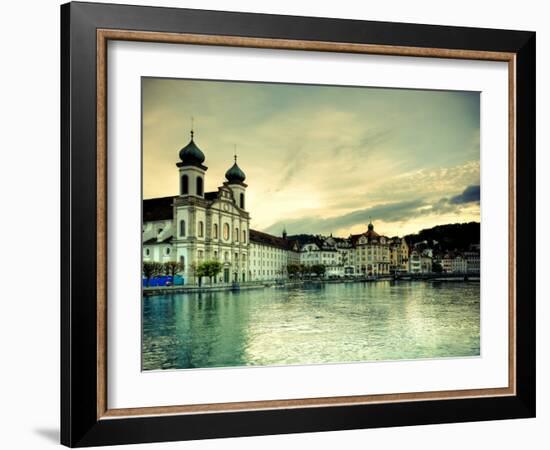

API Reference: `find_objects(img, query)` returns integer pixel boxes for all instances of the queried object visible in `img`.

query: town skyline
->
[143,78,480,237]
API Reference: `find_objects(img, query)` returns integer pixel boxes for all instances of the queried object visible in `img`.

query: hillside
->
[404,222,480,252]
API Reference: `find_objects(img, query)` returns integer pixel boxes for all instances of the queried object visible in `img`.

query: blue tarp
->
[142,275,185,287]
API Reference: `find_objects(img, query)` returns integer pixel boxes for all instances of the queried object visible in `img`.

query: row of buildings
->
[143,130,479,285]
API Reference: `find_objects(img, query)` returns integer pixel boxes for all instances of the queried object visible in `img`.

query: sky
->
[142,77,480,238]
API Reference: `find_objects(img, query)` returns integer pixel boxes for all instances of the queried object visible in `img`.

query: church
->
[143,128,295,285]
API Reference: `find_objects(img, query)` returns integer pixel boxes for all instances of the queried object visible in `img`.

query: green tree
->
[311,264,326,278]
[193,260,223,287]
[143,261,162,286]
[202,260,223,285]
[287,264,301,278]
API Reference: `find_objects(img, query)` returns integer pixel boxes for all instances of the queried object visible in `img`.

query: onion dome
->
[225,155,246,183]
[178,130,205,166]
[365,221,380,239]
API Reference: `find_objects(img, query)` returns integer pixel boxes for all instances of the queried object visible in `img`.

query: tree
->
[201,260,223,285]
[193,260,223,287]
[311,264,326,278]
[287,264,301,278]
[142,261,162,286]
[163,261,184,284]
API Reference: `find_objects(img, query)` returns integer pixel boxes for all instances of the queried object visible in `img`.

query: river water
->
[142,281,480,370]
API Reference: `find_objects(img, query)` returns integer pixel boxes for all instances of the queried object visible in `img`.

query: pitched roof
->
[249,229,294,250]
[143,196,174,221]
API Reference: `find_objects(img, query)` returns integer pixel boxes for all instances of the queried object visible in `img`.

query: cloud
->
[263,185,480,236]
[264,199,427,235]
[143,78,480,236]
[449,185,480,204]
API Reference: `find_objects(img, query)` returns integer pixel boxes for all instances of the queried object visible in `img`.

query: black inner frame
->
[61,2,536,447]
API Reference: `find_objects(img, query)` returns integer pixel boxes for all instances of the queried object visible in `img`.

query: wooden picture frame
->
[61,1,535,447]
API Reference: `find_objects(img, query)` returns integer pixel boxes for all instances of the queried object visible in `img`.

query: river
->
[142,281,480,370]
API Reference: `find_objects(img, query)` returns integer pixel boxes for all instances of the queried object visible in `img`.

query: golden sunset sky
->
[142,78,480,238]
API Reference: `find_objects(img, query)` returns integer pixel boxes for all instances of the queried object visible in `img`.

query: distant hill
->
[404,222,480,252]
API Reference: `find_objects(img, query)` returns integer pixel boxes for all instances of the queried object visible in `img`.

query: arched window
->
[196,176,203,196]
[180,255,185,270]
[223,223,230,241]
[198,221,204,237]
[165,247,171,255]
[213,223,218,239]
[180,175,189,195]
[239,193,245,209]
[242,230,246,243]
[234,227,239,242]
[145,248,150,256]
[179,220,186,237]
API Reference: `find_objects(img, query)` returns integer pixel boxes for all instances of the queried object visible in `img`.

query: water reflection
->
[142,281,480,370]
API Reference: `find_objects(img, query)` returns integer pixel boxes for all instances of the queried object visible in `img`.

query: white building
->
[441,252,468,273]
[249,229,298,282]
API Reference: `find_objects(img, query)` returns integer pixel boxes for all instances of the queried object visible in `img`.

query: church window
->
[242,230,246,243]
[180,175,189,195]
[198,221,204,237]
[180,255,185,270]
[179,220,186,237]
[145,248,150,256]
[165,247,171,255]
[223,223,230,240]
[196,176,203,196]
[240,193,245,209]
[235,227,239,241]
[213,223,218,239]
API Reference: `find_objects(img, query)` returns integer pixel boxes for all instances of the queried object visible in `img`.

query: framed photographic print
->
[60,1,536,447]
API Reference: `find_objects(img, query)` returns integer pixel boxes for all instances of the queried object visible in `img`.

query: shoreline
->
[142,275,480,297]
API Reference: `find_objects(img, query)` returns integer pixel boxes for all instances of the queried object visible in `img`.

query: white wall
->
[0,0,547,449]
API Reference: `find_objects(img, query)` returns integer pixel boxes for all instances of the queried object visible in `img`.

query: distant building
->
[463,250,480,274]
[441,252,468,273]
[350,223,391,276]
[249,230,293,282]
[389,237,409,273]
[409,250,422,273]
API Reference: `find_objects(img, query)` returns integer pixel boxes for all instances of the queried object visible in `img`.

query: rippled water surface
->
[142,281,480,370]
